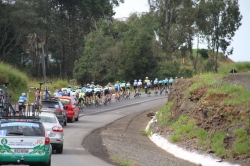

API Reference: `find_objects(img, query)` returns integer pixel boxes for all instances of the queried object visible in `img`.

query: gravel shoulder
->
[83,106,197,166]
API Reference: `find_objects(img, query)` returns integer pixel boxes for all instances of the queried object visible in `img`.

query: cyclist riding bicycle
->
[18,93,27,113]
[137,79,142,92]
[133,80,138,93]
[169,77,174,88]
[94,85,102,105]
[144,77,150,94]
[114,81,120,99]
[120,81,126,94]
[146,80,152,94]
[153,78,159,91]
[103,85,110,104]
[126,81,131,97]
[67,85,71,96]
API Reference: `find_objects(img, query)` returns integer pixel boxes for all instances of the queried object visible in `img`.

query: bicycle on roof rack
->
[28,82,44,114]
[0,82,16,117]
[43,80,52,100]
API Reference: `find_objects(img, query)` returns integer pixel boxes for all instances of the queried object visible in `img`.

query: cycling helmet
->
[122,81,126,83]
[146,77,148,79]
[68,85,71,88]
[134,79,137,82]
[22,93,26,97]
[139,79,141,82]
[91,82,94,84]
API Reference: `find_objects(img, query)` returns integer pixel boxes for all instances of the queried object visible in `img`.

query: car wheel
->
[56,144,63,154]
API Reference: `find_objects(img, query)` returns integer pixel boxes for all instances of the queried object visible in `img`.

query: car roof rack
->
[0,92,41,121]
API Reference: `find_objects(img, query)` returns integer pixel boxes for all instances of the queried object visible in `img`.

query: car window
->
[0,122,44,136]
[42,101,60,108]
[39,115,57,123]
[59,99,70,105]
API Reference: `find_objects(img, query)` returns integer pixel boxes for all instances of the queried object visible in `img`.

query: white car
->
[39,112,64,154]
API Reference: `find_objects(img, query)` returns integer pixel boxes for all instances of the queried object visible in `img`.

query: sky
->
[114,0,250,62]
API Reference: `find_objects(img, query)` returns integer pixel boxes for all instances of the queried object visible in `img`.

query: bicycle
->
[159,86,164,95]
[0,82,16,116]
[134,89,140,99]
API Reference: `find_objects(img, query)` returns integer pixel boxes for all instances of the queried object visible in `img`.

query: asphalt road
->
[5,92,168,166]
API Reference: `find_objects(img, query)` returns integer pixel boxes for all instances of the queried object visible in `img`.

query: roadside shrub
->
[156,102,173,126]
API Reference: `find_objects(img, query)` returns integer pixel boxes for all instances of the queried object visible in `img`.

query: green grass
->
[219,62,250,74]
[110,156,133,166]
[0,63,28,102]
[189,128,210,146]
[156,102,173,126]
[141,126,152,136]
[233,128,250,154]
[211,131,227,156]
[171,135,181,142]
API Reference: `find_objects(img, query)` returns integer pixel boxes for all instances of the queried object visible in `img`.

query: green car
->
[0,118,52,166]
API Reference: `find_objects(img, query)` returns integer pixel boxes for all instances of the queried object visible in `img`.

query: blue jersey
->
[114,84,120,90]
[18,96,26,102]
[147,81,151,86]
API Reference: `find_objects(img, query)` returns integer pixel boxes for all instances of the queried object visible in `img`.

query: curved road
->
[5,93,168,166]
[52,93,168,166]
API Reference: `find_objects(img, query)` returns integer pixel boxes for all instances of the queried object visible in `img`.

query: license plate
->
[14,149,29,154]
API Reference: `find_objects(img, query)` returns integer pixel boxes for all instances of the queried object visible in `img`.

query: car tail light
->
[56,109,62,113]
[45,137,50,145]
[52,126,63,132]
[44,137,50,151]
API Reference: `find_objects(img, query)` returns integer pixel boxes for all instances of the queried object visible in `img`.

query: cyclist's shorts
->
[78,98,84,103]
[126,87,130,90]
[133,85,137,89]
[154,84,158,87]
[95,91,101,98]
[169,83,173,86]
[104,89,109,96]
[121,87,125,92]
[165,83,168,86]
[86,91,93,97]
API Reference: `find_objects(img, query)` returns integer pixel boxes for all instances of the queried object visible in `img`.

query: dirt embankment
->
[152,72,250,166]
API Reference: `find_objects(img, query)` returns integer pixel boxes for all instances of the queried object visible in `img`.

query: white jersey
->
[138,81,142,86]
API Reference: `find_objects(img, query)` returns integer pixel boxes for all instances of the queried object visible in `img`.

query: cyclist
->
[169,77,174,89]
[144,77,150,94]
[126,81,131,97]
[133,80,138,93]
[18,93,27,113]
[94,85,102,106]
[137,79,142,92]
[78,89,85,106]
[153,78,159,92]
[67,85,71,96]
[85,84,93,104]
[114,81,120,99]
[163,78,169,90]
[103,85,110,104]
[120,81,126,96]
[108,83,113,97]
[146,80,152,94]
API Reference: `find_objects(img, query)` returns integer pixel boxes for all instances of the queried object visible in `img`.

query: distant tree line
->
[0,0,242,83]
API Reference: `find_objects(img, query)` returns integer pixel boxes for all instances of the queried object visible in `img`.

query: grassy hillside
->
[154,72,250,165]
[0,62,29,102]
[0,62,69,103]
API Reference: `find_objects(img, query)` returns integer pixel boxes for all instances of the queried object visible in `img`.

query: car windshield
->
[42,101,59,108]
[0,122,44,136]
[59,99,70,105]
[39,114,57,123]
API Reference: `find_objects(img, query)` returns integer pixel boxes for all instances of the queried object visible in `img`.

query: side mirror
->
[63,106,68,109]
